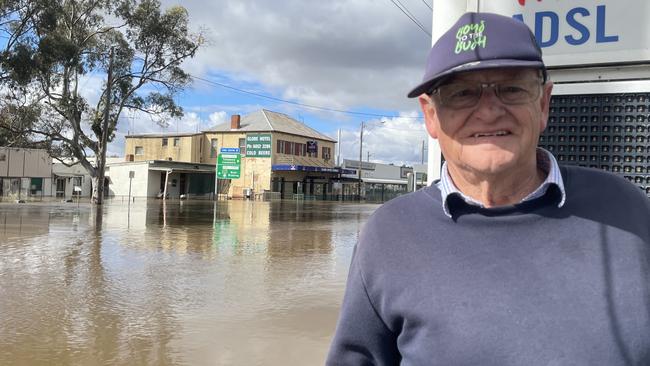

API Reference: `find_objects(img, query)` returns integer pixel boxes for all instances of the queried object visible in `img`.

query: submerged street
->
[0,199,378,365]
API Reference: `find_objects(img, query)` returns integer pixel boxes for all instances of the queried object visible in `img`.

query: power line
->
[390,0,428,34]
[394,0,427,28]
[388,0,431,37]
[420,0,432,11]
[190,74,423,120]
[375,125,426,132]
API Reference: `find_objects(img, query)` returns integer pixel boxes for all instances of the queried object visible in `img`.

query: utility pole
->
[358,121,364,201]
[421,140,425,164]
[336,128,341,166]
[367,151,371,162]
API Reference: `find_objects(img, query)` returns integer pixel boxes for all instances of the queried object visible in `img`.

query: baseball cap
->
[407,12,546,98]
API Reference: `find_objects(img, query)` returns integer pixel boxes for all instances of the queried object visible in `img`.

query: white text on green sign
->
[246,134,272,157]
[217,153,241,179]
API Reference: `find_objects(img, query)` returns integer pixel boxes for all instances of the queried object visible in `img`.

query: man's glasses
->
[430,79,543,109]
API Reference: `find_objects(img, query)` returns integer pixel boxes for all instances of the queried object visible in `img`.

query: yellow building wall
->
[190,135,203,162]
[202,132,245,165]
[231,156,272,197]
[125,134,202,163]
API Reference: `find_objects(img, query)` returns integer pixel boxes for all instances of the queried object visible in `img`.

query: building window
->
[162,138,168,146]
[30,178,43,196]
[135,146,144,155]
[277,140,305,155]
[173,137,180,146]
[322,147,331,160]
[277,140,283,153]
[296,143,305,156]
[239,138,246,155]
[210,138,218,158]
[56,178,65,198]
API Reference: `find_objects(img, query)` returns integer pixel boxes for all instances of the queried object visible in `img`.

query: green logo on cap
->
[455,21,486,54]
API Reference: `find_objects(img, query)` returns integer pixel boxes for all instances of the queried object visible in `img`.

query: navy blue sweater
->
[327,166,650,365]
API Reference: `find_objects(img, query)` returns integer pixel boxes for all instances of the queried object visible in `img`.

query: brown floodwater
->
[0,199,378,366]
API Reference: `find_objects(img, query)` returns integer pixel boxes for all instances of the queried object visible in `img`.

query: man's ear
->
[538,81,554,132]
[419,94,439,139]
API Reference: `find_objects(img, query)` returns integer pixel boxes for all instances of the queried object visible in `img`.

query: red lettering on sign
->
[518,0,542,6]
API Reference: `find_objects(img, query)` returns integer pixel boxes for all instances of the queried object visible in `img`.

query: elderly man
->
[327,12,650,365]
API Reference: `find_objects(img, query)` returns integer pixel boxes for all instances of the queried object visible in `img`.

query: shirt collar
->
[436,148,566,218]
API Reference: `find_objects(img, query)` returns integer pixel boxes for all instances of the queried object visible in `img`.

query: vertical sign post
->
[128,170,134,227]
[128,170,134,205]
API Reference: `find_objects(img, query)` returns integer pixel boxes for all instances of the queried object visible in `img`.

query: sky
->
[109,0,435,166]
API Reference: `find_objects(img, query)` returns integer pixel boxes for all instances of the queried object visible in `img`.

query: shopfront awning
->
[146,160,216,174]
[361,178,407,185]
[272,165,356,174]
[53,172,84,178]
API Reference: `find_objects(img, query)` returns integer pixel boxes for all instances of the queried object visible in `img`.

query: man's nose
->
[473,86,506,119]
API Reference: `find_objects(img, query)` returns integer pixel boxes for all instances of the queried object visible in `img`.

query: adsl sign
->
[479,0,650,67]
[513,5,618,47]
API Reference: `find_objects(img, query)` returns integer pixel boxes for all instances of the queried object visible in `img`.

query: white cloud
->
[77,74,106,107]
[209,111,228,126]
[337,111,429,166]
[172,0,433,111]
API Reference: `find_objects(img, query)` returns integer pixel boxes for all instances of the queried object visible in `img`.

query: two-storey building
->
[121,109,346,199]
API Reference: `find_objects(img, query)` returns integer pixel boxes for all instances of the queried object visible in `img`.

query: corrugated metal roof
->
[125,132,202,138]
[206,109,337,142]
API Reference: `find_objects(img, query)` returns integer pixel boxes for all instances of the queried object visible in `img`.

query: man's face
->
[419,68,553,178]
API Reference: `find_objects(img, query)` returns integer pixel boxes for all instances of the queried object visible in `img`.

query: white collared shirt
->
[436,148,566,218]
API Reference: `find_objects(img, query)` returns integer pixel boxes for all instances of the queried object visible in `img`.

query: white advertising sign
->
[476,0,650,67]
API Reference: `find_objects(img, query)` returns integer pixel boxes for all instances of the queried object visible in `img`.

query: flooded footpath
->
[0,199,379,366]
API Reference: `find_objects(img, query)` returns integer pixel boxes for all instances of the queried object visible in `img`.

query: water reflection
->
[0,200,377,365]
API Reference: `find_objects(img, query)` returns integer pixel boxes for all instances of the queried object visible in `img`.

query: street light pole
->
[421,140,425,164]
[358,121,364,201]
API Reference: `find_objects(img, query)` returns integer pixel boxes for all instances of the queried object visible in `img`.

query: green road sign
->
[245,133,272,157]
[217,153,241,179]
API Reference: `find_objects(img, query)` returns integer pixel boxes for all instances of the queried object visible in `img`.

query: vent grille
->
[539,93,650,197]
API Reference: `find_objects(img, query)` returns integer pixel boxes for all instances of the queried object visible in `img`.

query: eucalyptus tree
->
[0,0,202,203]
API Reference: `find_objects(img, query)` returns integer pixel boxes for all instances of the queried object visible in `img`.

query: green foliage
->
[2,43,37,84]
[0,100,41,146]
[0,0,201,202]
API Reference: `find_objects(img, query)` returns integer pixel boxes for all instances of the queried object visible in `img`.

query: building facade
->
[341,159,427,202]
[123,110,349,199]
[0,147,53,201]
[124,132,204,163]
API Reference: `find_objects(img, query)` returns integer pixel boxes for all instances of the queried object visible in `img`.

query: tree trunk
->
[91,174,103,205]
[92,48,114,205]
[92,139,107,205]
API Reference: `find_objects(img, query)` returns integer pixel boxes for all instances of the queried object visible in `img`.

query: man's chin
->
[460,159,519,177]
